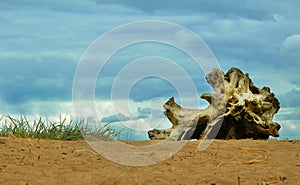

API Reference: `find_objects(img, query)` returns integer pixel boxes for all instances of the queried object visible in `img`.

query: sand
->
[0,136,299,185]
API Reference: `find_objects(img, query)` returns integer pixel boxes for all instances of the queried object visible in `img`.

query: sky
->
[0,0,300,139]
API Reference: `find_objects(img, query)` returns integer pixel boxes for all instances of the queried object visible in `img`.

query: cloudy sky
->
[1,0,300,139]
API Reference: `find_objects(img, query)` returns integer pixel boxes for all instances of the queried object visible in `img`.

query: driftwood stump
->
[148,67,281,140]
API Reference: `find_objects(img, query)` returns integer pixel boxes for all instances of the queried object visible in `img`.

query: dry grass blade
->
[75,149,98,155]
[217,161,239,167]
[244,158,265,164]
[240,147,269,152]
[240,147,271,164]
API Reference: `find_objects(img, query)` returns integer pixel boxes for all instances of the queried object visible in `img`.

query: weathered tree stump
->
[148,67,281,140]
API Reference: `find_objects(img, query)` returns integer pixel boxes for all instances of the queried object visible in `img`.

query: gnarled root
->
[148,67,281,140]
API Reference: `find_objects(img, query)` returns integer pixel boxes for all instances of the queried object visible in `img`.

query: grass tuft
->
[0,115,120,141]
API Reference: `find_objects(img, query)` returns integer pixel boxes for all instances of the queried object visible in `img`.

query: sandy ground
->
[0,136,299,185]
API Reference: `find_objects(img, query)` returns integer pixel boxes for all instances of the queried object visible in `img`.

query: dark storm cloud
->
[94,0,297,20]
[278,89,300,108]
[101,113,131,122]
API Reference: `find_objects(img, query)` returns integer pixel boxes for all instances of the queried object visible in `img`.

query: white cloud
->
[281,34,300,54]
[277,119,300,139]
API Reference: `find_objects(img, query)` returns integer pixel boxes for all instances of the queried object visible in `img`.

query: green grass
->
[0,115,121,141]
